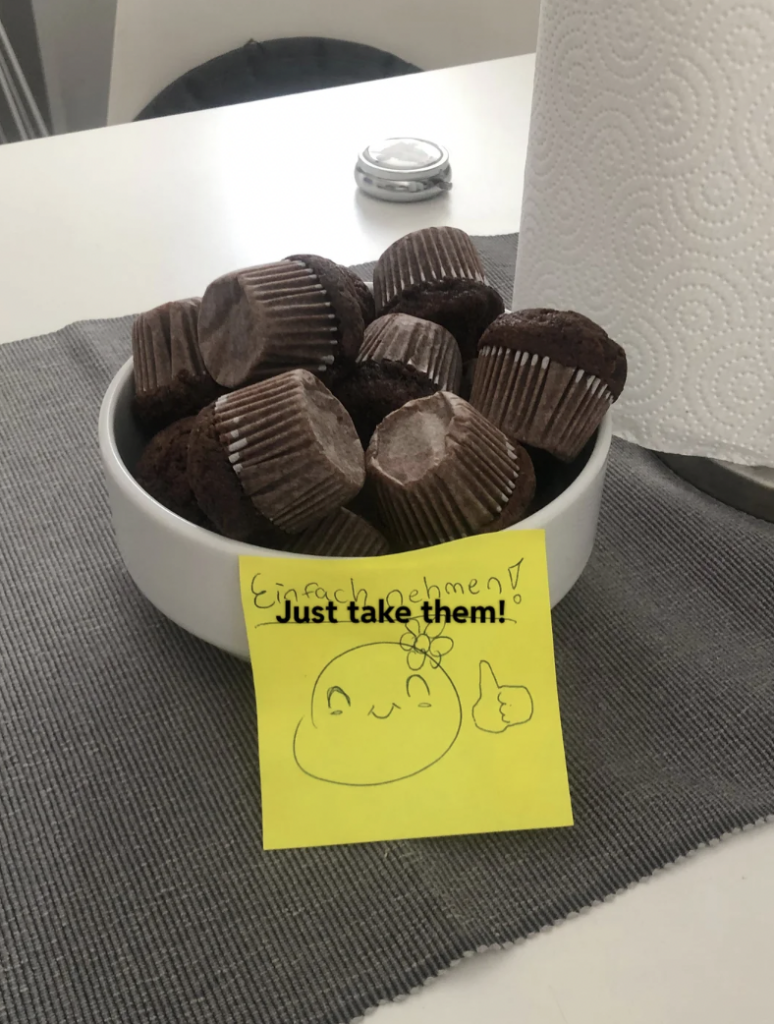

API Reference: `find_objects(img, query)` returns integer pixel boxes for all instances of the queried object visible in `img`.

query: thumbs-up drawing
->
[472,660,534,734]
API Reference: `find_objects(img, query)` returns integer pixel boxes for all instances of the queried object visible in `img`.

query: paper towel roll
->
[512,0,774,467]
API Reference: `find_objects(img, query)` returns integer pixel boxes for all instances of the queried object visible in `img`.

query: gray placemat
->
[2,236,773,1024]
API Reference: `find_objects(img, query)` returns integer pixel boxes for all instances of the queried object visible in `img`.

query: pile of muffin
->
[131,227,627,557]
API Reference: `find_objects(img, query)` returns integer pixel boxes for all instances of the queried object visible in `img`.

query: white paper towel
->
[512,0,774,467]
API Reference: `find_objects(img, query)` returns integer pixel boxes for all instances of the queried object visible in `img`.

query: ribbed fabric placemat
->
[2,235,773,1024]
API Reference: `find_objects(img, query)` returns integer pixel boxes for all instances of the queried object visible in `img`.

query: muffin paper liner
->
[239,261,339,375]
[368,394,521,549]
[287,509,389,557]
[480,444,537,532]
[198,261,342,388]
[471,347,614,462]
[133,298,205,394]
[214,371,364,533]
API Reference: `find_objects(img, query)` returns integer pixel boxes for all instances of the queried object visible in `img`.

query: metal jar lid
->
[355,138,452,203]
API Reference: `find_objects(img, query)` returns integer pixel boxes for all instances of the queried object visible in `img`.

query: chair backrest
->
[134,38,421,122]
[109,0,540,125]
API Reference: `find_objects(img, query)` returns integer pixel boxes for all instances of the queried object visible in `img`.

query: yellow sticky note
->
[239,531,573,850]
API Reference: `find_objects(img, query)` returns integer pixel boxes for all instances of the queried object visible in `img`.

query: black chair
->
[135,37,421,121]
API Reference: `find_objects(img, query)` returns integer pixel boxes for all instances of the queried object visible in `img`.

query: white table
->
[0,55,534,345]
[2,55,773,1022]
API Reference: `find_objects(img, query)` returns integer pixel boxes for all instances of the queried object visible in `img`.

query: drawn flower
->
[400,618,454,670]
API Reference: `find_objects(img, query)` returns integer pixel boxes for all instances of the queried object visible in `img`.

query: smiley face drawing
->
[293,638,463,786]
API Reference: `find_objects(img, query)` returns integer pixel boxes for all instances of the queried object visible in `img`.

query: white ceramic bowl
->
[99,357,612,659]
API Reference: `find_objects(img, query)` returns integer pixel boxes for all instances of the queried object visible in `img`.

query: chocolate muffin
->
[198,256,364,389]
[471,309,627,462]
[327,313,463,446]
[460,358,477,401]
[284,508,389,557]
[380,278,505,362]
[371,227,503,360]
[132,298,220,432]
[366,391,535,550]
[328,360,438,448]
[521,443,591,516]
[190,369,365,537]
[285,254,366,359]
[340,266,376,326]
[358,313,462,393]
[187,404,283,544]
[373,227,487,310]
[134,416,209,526]
[479,446,536,533]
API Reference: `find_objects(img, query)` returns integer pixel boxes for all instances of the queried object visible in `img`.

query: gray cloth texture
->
[1,235,773,1024]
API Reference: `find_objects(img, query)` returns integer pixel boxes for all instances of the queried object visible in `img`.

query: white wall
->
[31,0,117,132]
[109,0,540,125]
[0,0,50,126]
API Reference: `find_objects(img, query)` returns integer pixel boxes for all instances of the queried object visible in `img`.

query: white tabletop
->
[0,55,534,346]
[2,54,773,1022]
